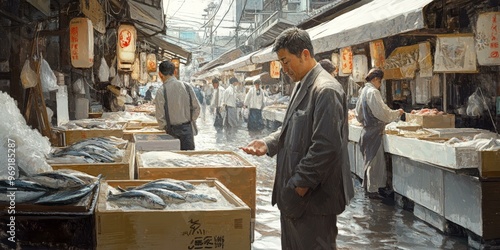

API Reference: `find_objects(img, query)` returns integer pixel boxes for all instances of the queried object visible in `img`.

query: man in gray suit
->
[241,27,354,249]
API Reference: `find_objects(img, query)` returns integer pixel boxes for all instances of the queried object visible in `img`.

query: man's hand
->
[398,109,404,116]
[295,187,309,197]
[240,140,268,156]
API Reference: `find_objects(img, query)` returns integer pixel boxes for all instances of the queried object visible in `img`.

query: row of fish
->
[107,178,217,210]
[0,169,100,205]
[57,120,123,130]
[48,137,127,164]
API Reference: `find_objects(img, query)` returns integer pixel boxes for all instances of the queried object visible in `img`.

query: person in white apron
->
[355,68,403,198]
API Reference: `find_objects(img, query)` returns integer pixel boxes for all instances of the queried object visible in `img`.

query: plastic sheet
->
[40,59,58,92]
[98,57,109,82]
[466,88,485,117]
[0,92,52,177]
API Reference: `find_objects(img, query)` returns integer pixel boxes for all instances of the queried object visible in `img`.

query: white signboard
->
[476,12,500,65]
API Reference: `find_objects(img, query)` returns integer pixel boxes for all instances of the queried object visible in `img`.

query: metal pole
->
[443,73,447,113]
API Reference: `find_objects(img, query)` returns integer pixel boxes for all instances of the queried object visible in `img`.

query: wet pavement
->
[194,110,469,249]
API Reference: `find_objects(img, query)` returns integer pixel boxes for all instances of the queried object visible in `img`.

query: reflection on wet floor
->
[194,113,469,250]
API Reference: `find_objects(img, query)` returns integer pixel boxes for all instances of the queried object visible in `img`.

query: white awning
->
[218,51,257,71]
[310,0,434,54]
[251,46,277,64]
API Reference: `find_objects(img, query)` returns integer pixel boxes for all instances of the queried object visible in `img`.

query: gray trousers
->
[280,212,338,250]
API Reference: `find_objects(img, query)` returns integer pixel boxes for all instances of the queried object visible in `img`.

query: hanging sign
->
[419,42,433,77]
[340,47,353,75]
[476,12,500,65]
[352,55,368,83]
[434,34,477,73]
[270,61,281,78]
[80,0,105,34]
[383,44,419,79]
[369,40,386,68]
[69,17,94,68]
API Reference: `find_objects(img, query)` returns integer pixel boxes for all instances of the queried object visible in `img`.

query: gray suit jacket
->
[263,64,354,218]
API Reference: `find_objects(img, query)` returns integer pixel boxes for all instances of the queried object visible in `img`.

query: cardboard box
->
[406,113,455,128]
[480,150,500,178]
[136,150,256,219]
[133,134,180,151]
[96,180,251,250]
[51,143,135,180]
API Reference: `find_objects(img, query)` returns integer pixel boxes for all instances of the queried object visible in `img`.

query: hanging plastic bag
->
[40,58,58,92]
[21,59,38,89]
[73,78,86,95]
[466,88,485,117]
[109,56,116,78]
[99,57,110,82]
[111,74,123,87]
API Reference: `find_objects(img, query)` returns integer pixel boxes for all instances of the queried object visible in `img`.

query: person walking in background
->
[355,68,403,199]
[210,78,225,133]
[244,79,265,131]
[194,84,206,121]
[204,81,214,106]
[144,86,153,102]
[222,77,240,138]
[154,60,200,150]
[240,27,354,249]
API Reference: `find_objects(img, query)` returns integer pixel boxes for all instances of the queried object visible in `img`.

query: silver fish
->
[134,180,187,192]
[52,169,98,184]
[140,188,186,204]
[34,181,98,205]
[29,172,86,189]
[0,179,48,203]
[150,178,195,191]
[108,190,166,209]
[184,193,217,203]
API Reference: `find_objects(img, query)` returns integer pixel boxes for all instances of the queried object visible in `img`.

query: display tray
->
[50,143,135,180]
[136,150,256,218]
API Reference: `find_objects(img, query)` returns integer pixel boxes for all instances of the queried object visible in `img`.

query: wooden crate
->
[480,150,500,178]
[51,143,135,180]
[133,134,180,151]
[57,125,125,146]
[136,150,256,219]
[406,113,455,128]
[96,180,251,250]
[122,124,165,141]
[0,183,99,249]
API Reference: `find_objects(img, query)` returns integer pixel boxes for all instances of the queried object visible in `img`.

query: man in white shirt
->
[222,77,240,137]
[244,79,265,131]
[210,78,225,132]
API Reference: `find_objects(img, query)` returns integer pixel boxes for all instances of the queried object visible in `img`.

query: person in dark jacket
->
[240,27,354,249]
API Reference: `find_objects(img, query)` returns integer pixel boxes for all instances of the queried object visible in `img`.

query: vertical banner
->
[369,40,386,68]
[476,12,500,65]
[352,55,368,82]
[330,53,340,76]
[418,42,433,77]
[340,47,353,76]
[270,61,281,78]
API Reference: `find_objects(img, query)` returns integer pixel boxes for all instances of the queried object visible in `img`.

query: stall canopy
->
[142,34,192,65]
[310,0,435,54]
[195,45,254,76]
[128,0,164,35]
